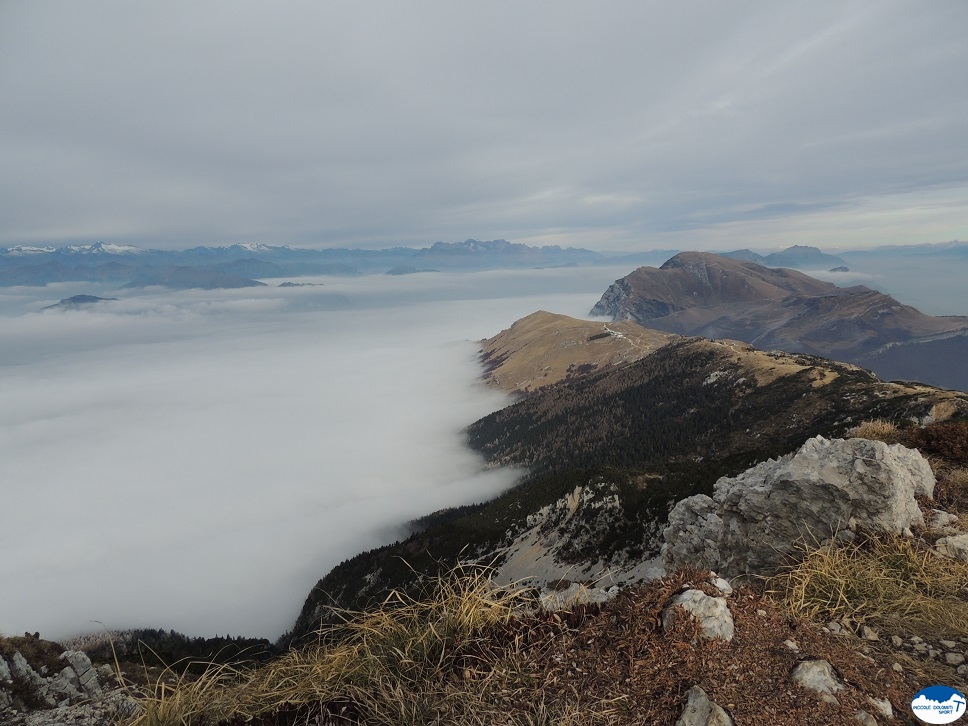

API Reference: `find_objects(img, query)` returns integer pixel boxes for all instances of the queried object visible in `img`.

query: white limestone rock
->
[662,589,734,642]
[935,533,968,562]
[663,436,935,578]
[62,650,101,698]
[792,659,844,706]
[676,686,733,726]
[9,651,56,708]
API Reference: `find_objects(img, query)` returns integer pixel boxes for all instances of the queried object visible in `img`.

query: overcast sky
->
[1,1,966,251]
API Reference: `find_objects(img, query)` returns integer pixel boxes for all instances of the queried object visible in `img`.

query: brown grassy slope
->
[480,310,675,395]
[128,568,928,726]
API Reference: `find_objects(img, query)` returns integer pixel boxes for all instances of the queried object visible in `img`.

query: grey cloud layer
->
[1,1,966,249]
[0,267,625,639]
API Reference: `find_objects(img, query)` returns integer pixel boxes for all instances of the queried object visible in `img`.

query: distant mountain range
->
[0,239,624,288]
[3,239,967,290]
[720,244,847,268]
[591,251,968,392]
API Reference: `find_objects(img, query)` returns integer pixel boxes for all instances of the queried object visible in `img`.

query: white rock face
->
[663,436,935,579]
[662,589,734,641]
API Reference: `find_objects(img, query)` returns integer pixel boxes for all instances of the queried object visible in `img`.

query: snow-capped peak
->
[1,245,57,255]
[63,242,146,254]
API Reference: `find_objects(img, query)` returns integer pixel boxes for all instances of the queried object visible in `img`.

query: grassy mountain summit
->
[479,310,675,395]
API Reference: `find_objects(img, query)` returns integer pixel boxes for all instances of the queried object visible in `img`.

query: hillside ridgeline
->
[480,310,675,395]
[590,252,968,391]
[288,314,967,645]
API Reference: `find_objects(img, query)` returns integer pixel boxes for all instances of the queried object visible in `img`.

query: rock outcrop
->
[663,436,936,579]
[0,645,137,725]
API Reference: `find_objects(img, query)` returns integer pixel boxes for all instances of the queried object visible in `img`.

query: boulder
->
[662,589,734,641]
[663,436,935,578]
[791,659,843,705]
[935,533,968,562]
[46,665,83,704]
[676,686,733,726]
[9,651,56,708]
[62,650,102,698]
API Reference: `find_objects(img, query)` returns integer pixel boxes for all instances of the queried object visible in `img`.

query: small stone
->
[868,696,893,719]
[914,643,928,653]
[854,710,877,726]
[756,609,767,617]
[958,665,968,676]
[784,639,799,652]
[827,621,842,634]
[891,635,903,647]
[675,686,734,726]
[928,648,940,659]
[910,635,924,644]
[935,533,968,562]
[860,625,879,641]
[792,660,844,699]
[892,662,903,672]
[710,576,733,595]
[940,639,958,649]
[945,652,965,666]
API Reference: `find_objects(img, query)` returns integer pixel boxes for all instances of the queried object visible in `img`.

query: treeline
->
[82,628,280,673]
[467,340,913,474]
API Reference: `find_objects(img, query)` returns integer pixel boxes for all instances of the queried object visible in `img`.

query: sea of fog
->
[0,266,632,641]
[2,256,963,641]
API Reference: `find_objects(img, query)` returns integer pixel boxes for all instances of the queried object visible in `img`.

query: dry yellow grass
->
[123,568,622,726]
[848,419,900,443]
[769,533,968,640]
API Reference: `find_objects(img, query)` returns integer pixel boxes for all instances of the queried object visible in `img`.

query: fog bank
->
[0,268,622,640]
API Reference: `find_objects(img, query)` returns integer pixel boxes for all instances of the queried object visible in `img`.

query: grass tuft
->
[768,533,968,640]
[848,419,899,443]
[124,566,619,726]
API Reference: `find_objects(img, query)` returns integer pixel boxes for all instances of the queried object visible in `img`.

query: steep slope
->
[467,336,967,474]
[590,251,834,321]
[480,310,675,395]
[287,326,967,643]
[591,252,968,390]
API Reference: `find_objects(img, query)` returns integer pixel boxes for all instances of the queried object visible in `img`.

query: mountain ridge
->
[591,252,968,391]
